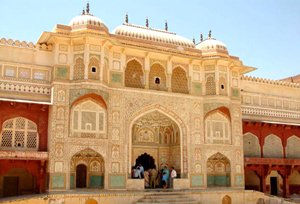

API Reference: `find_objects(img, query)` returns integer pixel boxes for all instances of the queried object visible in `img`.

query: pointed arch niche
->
[70,148,104,188]
[205,110,231,144]
[207,152,231,187]
[131,110,181,174]
[70,96,107,139]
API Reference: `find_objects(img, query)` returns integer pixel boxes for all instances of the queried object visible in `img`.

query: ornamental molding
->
[242,105,300,120]
[0,150,49,160]
[0,81,51,95]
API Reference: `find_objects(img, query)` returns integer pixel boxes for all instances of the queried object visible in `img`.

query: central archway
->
[76,164,87,188]
[130,110,181,176]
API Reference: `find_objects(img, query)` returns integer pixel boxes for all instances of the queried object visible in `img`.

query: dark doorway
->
[136,153,155,171]
[3,177,19,197]
[76,164,87,188]
[270,177,277,195]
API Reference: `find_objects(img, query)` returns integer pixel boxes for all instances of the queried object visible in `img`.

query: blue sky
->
[1,0,299,80]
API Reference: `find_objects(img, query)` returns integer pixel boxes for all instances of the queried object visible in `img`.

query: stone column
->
[145,70,149,89]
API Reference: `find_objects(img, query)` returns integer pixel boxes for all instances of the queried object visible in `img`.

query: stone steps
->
[135,193,199,204]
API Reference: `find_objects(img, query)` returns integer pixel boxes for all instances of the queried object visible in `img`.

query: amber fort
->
[0,3,300,204]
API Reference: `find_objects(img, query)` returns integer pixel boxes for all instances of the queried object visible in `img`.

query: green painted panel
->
[70,175,74,188]
[110,175,125,188]
[90,175,104,187]
[111,73,122,83]
[74,54,84,60]
[90,54,100,60]
[182,173,187,178]
[57,67,68,78]
[193,84,201,93]
[236,175,243,185]
[232,89,239,97]
[191,175,203,187]
[207,175,229,186]
[52,174,65,188]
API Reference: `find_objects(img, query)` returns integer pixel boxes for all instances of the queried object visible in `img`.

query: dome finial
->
[209,30,211,38]
[193,37,195,44]
[146,17,149,27]
[165,20,168,31]
[126,13,128,23]
[82,7,85,15]
[86,2,90,14]
[200,33,203,42]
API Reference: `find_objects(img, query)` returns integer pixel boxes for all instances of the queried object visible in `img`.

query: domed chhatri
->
[112,15,194,48]
[195,31,228,54]
[68,2,108,32]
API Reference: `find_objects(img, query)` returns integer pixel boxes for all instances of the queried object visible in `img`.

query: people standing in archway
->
[162,172,168,190]
[163,166,170,187]
[170,167,177,188]
[150,166,158,189]
[144,169,150,188]
[133,166,141,179]
[139,163,144,178]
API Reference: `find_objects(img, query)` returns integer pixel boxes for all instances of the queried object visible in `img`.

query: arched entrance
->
[71,148,104,188]
[207,152,231,187]
[76,164,87,188]
[135,153,155,171]
[222,195,232,204]
[131,110,181,176]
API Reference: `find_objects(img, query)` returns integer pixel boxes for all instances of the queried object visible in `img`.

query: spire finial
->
[82,7,85,15]
[165,20,168,31]
[125,13,128,23]
[209,30,211,38]
[86,2,90,14]
[200,33,203,42]
[193,37,195,44]
[146,17,149,27]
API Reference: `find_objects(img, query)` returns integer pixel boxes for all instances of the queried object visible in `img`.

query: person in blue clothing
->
[163,166,170,187]
[162,172,167,190]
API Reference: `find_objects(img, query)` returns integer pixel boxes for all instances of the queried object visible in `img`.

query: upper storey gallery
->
[1,3,255,97]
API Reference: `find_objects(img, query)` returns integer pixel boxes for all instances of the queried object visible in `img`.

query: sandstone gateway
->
[0,4,300,204]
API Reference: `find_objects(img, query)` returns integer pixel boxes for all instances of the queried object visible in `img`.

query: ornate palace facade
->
[0,4,300,200]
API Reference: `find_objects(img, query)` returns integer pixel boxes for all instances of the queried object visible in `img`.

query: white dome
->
[68,14,108,31]
[112,24,194,48]
[195,38,228,53]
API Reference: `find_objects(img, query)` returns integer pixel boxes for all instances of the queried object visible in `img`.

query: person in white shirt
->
[134,167,141,179]
[170,167,177,187]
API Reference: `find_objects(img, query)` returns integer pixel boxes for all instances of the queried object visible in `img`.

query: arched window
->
[149,63,166,91]
[0,117,39,151]
[219,76,227,96]
[73,57,85,80]
[205,75,216,95]
[88,57,100,80]
[205,111,231,144]
[171,66,188,94]
[71,100,107,138]
[125,59,144,88]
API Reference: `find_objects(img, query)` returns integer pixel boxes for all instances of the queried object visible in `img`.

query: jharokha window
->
[205,111,231,144]
[0,117,39,151]
[70,100,107,139]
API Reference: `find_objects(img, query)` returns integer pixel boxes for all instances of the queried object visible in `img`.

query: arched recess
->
[286,136,300,159]
[128,104,188,176]
[125,59,144,88]
[0,117,39,151]
[171,66,188,94]
[135,153,156,172]
[205,75,216,95]
[219,76,227,96]
[222,195,232,204]
[88,57,100,80]
[73,57,85,80]
[207,152,231,187]
[245,170,260,191]
[71,148,105,188]
[243,133,261,157]
[263,134,283,158]
[204,110,231,144]
[149,63,166,91]
[70,98,107,139]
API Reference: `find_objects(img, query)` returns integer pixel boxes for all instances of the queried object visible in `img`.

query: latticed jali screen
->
[0,117,38,150]
[171,67,188,94]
